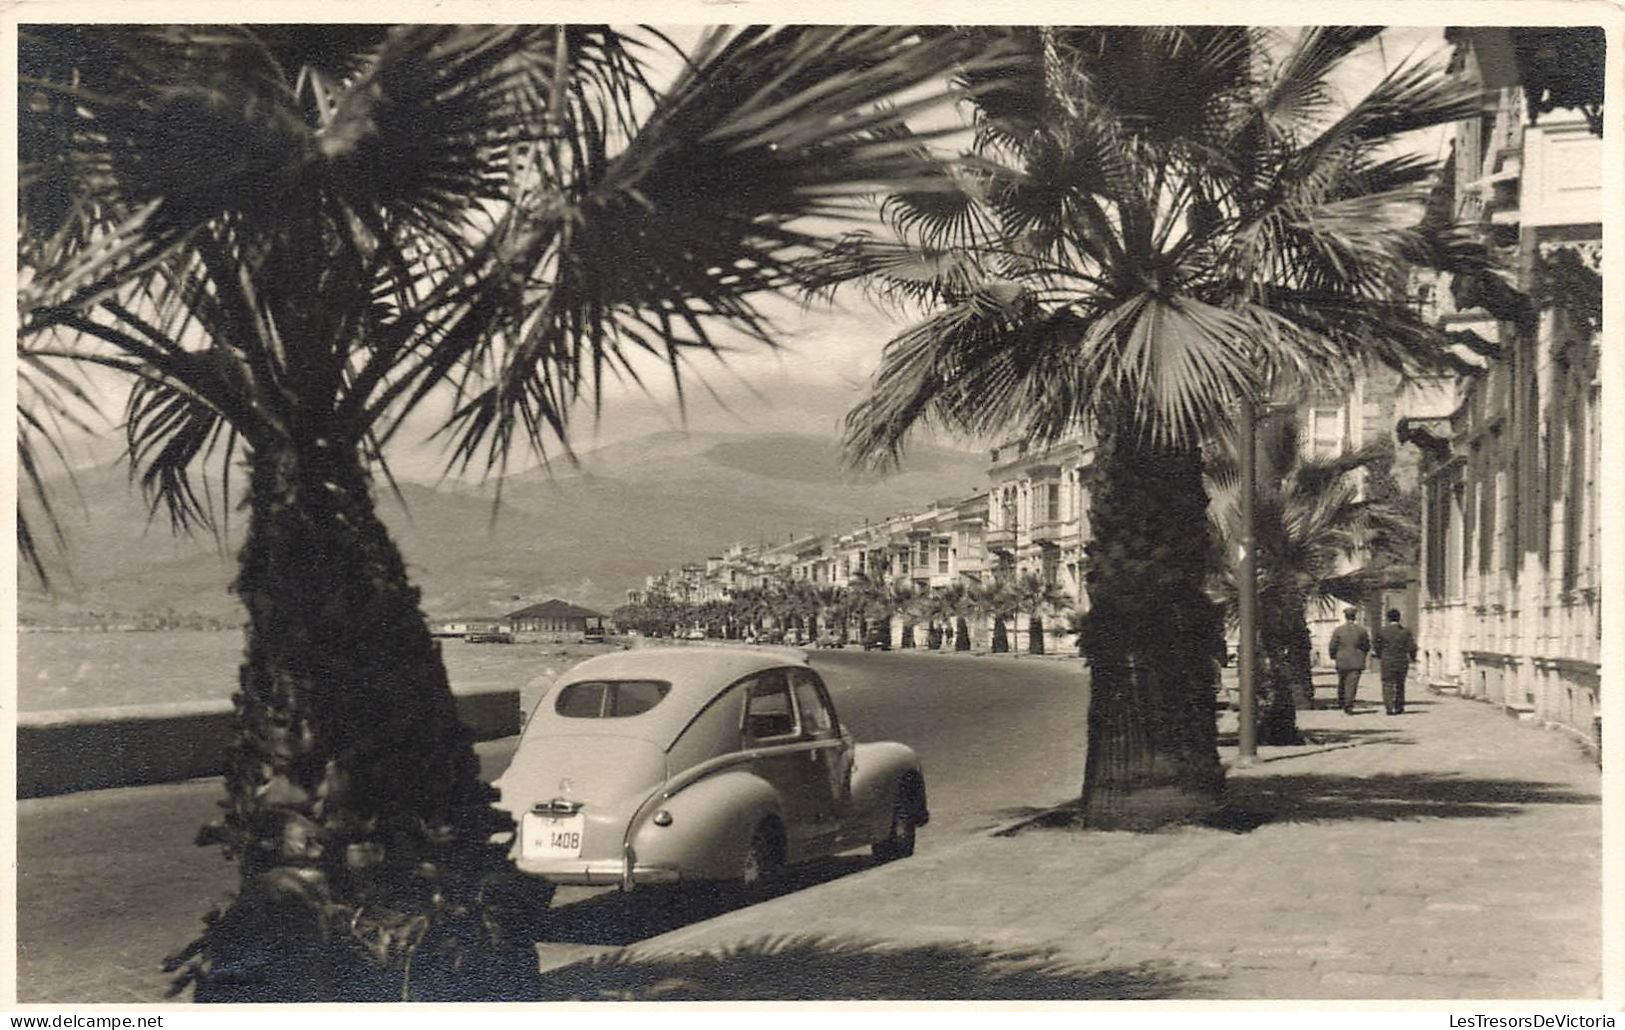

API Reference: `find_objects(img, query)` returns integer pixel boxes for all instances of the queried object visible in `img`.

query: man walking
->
[1373,608,1419,715]
[1328,607,1371,714]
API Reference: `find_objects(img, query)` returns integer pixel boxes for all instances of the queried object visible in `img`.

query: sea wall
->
[16,689,520,799]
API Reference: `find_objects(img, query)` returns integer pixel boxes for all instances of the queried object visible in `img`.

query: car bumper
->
[514,858,682,888]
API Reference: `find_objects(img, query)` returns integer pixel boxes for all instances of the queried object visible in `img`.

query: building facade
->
[984,433,1094,608]
[506,599,606,638]
[1396,28,1602,749]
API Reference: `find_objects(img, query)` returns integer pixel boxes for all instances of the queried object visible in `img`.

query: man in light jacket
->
[1328,607,1371,715]
[1373,608,1419,715]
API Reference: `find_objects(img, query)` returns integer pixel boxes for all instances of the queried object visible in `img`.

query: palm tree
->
[18,24,992,998]
[845,571,891,644]
[940,582,975,651]
[916,588,958,649]
[729,587,767,639]
[824,27,1480,828]
[784,579,821,642]
[813,584,846,642]
[973,577,1018,653]
[890,582,920,648]
[1012,572,1070,655]
[1208,412,1418,744]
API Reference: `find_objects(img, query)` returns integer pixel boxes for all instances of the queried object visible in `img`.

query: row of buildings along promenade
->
[632,29,1604,754]
[630,431,1096,644]
[632,374,1411,664]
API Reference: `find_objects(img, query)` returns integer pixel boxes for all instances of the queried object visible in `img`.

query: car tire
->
[872,790,918,863]
[740,821,784,895]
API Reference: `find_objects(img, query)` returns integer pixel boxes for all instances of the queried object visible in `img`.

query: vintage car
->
[493,647,927,899]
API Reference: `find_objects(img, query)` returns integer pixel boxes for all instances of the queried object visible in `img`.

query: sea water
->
[14,629,587,717]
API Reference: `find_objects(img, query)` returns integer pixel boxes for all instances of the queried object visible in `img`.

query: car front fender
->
[850,740,927,838]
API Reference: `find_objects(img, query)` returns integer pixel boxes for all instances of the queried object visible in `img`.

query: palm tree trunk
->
[1257,587,1309,745]
[991,617,1009,653]
[1028,614,1045,655]
[1077,433,1225,829]
[173,438,530,1001]
[954,616,971,651]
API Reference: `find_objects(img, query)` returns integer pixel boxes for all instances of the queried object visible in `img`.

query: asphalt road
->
[14,650,1089,1001]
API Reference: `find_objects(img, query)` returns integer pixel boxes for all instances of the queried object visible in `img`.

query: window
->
[937,542,950,574]
[1312,407,1342,458]
[554,680,671,718]
[1046,482,1060,522]
[790,669,837,738]
[743,671,798,740]
[1424,466,1464,601]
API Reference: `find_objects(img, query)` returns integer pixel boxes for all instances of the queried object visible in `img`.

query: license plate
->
[522,812,585,859]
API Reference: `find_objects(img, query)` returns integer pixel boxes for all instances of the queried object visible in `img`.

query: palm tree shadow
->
[531,934,1196,1000]
[541,856,874,947]
[1209,772,1600,831]
[1214,726,1414,750]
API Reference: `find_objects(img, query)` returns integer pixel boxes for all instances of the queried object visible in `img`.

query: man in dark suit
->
[1373,608,1419,715]
[1328,607,1370,714]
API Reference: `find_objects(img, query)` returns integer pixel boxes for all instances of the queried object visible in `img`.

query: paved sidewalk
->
[596,692,1603,1000]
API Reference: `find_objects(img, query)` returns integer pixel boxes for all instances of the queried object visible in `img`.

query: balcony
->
[1029,519,1065,545]
[985,526,1016,553]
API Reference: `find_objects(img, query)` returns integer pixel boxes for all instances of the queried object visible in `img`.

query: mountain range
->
[20,425,993,625]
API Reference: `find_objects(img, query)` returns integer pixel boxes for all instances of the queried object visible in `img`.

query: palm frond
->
[801,232,991,309]
[16,350,102,584]
[1253,27,1385,136]
[842,291,1092,470]
[435,26,1005,479]
[1114,295,1260,447]
[123,357,246,539]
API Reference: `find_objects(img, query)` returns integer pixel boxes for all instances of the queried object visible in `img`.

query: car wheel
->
[872,791,918,863]
[740,821,784,894]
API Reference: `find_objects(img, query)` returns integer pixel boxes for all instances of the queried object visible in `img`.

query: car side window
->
[743,670,798,741]
[789,669,837,738]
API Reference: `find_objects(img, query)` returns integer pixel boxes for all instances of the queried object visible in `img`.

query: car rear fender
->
[850,740,927,838]
[628,765,784,882]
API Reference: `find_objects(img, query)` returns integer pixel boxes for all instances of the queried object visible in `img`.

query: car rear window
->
[554,680,671,718]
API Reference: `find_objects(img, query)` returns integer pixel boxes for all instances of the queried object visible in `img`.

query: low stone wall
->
[16,689,520,799]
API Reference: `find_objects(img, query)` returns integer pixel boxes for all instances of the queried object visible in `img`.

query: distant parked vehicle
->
[816,632,844,649]
[467,630,515,644]
[862,628,891,651]
[494,647,927,902]
[584,625,606,642]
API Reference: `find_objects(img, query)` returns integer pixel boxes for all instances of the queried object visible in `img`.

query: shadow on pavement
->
[1294,727,1416,747]
[1215,726,1413,750]
[1213,772,1601,830]
[531,933,1196,1000]
[540,855,873,947]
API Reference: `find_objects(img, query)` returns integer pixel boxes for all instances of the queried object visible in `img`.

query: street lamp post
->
[1236,391,1258,766]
